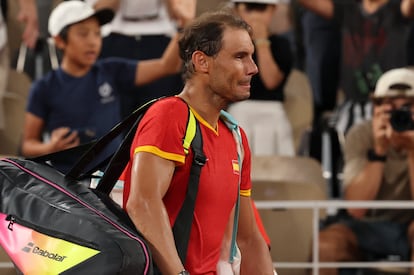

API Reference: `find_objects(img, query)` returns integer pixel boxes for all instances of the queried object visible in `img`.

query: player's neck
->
[179,83,222,130]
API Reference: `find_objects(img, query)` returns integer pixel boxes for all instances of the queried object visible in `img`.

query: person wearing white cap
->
[227,0,295,156]
[20,0,194,174]
[316,67,414,275]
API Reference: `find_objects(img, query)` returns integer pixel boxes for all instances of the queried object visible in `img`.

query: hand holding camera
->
[369,67,414,152]
[236,3,273,40]
[373,101,414,152]
[372,103,392,155]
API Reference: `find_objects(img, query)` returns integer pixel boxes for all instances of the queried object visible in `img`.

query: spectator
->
[298,0,414,135]
[86,0,196,119]
[0,0,38,129]
[227,0,294,156]
[301,9,340,129]
[122,9,274,275]
[317,67,414,275]
[20,0,193,173]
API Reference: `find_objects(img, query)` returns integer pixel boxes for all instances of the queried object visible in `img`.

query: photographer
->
[317,67,414,275]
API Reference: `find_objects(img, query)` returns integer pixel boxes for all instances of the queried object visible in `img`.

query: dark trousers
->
[301,11,342,197]
[302,10,341,126]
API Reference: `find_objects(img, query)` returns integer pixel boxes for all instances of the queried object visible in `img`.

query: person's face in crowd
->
[58,17,103,69]
[206,27,258,102]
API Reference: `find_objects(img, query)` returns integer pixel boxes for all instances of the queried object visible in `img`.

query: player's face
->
[207,27,258,103]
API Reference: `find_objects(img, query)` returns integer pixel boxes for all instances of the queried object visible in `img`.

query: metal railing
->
[255,200,414,275]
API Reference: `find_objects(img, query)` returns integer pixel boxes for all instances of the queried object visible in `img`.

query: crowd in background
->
[2,0,414,274]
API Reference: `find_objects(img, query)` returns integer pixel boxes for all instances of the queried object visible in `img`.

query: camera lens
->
[390,107,414,132]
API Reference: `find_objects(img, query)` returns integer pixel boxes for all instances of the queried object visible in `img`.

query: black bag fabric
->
[0,157,153,275]
[0,99,159,275]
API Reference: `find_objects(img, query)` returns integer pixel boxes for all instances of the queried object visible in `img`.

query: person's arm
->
[126,152,185,275]
[166,0,197,27]
[401,0,414,18]
[344,103,391,218]
[238,5,284,89]
[134,0,195,86]
[91,0,120,11]
[21,113,79,157]
[134,34,182,86]
[297,0,334,20]
[236,196,274,274]
[386,123,414,199]
[254,38,284,90]
[408,150,414,199]
[16,0,39,49]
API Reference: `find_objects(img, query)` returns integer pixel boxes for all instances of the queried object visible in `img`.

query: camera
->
[390,106,414,132]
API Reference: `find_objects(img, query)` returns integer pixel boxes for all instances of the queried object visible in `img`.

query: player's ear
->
[192,51,210,73]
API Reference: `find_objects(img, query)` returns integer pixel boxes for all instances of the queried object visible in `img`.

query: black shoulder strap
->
[172,115,206,264]
[30,98,160,185]
[66,98,158,183]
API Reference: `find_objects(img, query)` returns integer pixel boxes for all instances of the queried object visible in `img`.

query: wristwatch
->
[178,270,190,275]
[367,148,387,162]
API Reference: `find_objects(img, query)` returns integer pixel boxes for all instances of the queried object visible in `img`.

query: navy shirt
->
[27,57,137,173]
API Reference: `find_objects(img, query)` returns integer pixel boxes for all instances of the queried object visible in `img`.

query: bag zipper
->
[5,214,99,250]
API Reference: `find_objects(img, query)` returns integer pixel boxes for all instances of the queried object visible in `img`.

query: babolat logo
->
[22,242,67,262]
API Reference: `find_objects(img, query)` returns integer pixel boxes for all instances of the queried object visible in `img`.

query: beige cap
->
[48,0,114,37]
[373,67,414,99]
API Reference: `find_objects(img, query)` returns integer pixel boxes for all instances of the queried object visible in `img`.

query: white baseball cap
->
[231,0,279,4]
[48,0,114,37]
[373,67,414,99]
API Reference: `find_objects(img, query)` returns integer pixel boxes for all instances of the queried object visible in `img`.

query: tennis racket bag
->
[0,99,159,275]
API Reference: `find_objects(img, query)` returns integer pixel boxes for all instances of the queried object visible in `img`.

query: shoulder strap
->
[220,110,244,263]
[172,108,206,264]
[94,98,161,194]
[31,97,161,191]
